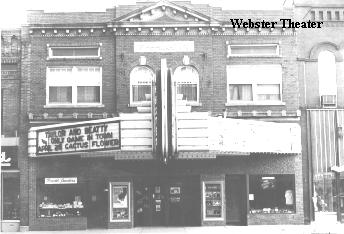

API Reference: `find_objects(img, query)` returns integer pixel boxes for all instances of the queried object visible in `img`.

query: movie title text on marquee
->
[37,121,120,155]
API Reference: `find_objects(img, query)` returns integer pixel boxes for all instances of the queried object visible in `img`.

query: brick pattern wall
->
[24,34,116,115]
[1,79,20,136]
[1,29,21,137]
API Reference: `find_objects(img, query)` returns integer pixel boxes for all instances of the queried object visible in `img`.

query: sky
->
[0,0,287,29]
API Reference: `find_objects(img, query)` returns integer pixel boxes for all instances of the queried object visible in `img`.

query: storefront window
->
[249,175,295,214]
[110,182,130,222]
[202,181,224,220]
[313,175,344,213]
[37,178,84,218]
[2,176,20,220]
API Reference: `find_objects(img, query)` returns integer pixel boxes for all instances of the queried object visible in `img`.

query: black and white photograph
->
[0,0,343,233]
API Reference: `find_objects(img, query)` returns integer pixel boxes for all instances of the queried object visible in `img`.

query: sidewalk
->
[2,224,344,234]
[2,212,344,234]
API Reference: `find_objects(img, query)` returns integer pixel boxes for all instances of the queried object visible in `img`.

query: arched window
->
[130,66,154,105]
[173,66,199,103]
[318,50,337,95]
[1,36,5,54]
[11,35,18,54]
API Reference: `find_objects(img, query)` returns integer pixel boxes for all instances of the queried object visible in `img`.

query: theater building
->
[295,0,344,223]
[15,0,304,231]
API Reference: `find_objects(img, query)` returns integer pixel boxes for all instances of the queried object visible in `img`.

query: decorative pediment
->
[116,0,211,23]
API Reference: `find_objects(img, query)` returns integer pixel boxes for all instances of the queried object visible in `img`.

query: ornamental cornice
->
[28,26,295,37]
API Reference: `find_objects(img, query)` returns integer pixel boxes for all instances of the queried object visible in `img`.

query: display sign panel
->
[45,177,77,184]
[134,41,194,53]
[203,182,224,220]
[37,121,120,155]
[110,182,130,222]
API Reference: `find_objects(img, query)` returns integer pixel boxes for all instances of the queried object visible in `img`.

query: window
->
[48,47,100,58]
[335,11,340,20]
[11,36,18,54]
[227,44,279,57]
[37,178,84,218]
[202,181,224,221]
[327,11,332,21]
[3,177,20,220]
[226,64,283,105]
[130,66,154,105]
[311,11,315,21]
[110,182,131,222]
[173,66,199,104]
[46,66,102,106]
[249,175,295,214]
[318,51,337,95]
[319,11,324,21]
[228,84,253,101]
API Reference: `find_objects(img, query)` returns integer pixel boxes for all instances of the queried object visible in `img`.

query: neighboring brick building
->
[1,29,21,231]
[3,0,305,231]
[295,0,344,223]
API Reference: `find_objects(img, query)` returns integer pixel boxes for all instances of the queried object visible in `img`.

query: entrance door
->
[134,179,166,226]
[226,175,247,225]
[134,176,201,227]
[86,180,108,229]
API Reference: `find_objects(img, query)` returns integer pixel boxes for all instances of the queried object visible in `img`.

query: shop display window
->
[110,182,131,222]
[37,179,84,218]
[203,181,224,220]
[2,176,20,220]
[249,175,295,214]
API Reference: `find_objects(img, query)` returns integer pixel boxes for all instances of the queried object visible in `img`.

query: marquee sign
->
[36,121,120,155]
[209,118,301,154]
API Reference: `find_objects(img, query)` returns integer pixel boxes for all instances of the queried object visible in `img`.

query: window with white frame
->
[173,66,199,103]
[227,44,279,57]
[48,47,100,59]
[46,66,102,106]
[227,64,282,105]
[130,66,154,105]
[318,50,337,95]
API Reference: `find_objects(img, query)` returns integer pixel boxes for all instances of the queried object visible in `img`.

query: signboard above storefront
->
[1,147,18,169]
[134,41,194,53]
[36,121,120,155]
[45,177,77,184]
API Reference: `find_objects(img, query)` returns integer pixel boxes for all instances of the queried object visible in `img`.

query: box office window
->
[46,66,102,106]
[249,175,295,214]
[109,182,131,222]
[37,178,85,218]
[202,181,224,221]
[226,64,282,105]
[48,47,100,58]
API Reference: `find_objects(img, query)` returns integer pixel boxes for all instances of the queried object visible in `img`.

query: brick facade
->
[1,0,309,231]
